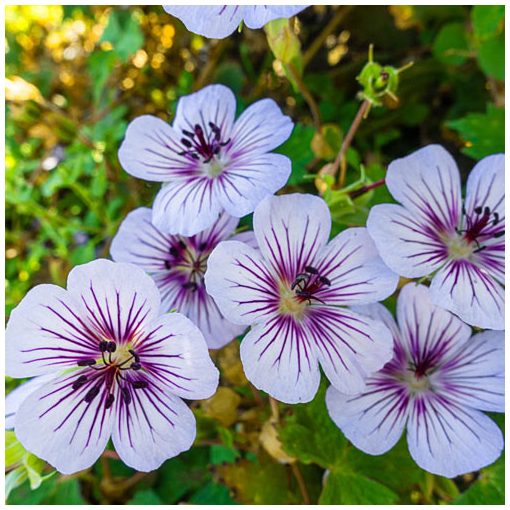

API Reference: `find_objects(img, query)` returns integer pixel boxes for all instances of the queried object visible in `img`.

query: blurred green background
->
[5,5,504,504]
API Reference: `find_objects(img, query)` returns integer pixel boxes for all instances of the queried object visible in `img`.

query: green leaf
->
[472,5,504,41]
[88,50,117,104]
[101,10,144,62]
[432,22,469,66]
[477,34,504,80]
[210,444,240,465]
[128,489,164,505]
[453,455,504,504]
[189,481,236,504]
[277,123,315,185]
[279,383,346,469]
[6,430,26,468]
[447,104,504,160]
[320,469,399,505]
[6,467,28,500]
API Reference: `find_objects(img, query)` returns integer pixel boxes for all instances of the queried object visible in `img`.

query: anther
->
[183,282,198,291]
[182,129,195,138]
[132,381,149,389]
[84,384,100,403]
[77,359,96,367]
[106,341,117,353]
[131,362,142,371]
[99,340,108,352]
[180,138,192,148]
[72,375,88,390]
[129,349,140,362]
[169,246,179,257]
[494,230,505,238]
[484,206,491,216]
[305,265,319,274]
[474,206,482,215]
[194,124,203,136]
[319,276,331,286]
[493,212,499,225]
[164,260,172,270]
[199,242,207,251]
[178,240,187,249]
[121,387,132,405]
[105,393,115,409]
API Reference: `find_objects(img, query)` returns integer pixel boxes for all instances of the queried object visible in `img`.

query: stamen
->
[198,242,207,251]
[84,384,100,403]
[474,206,482,215]
[132,381,149,389]
[169,246,179,257]
[72,375,88,390]
[121,387,132,405]
[319,276,331,286]
[130,362,142,371]
[164,260,172,270]
[183,282,198,291]
[99,341,108,352]
[129,349,140,362]
[77,359,96,367]
[106,341,117,353]
[494,230,505,238]
[305,265,318,274]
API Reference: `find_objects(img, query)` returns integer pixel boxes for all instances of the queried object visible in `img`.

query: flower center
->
[279,265,331,319]
[163,239,207,292]
[178,122,231,166]
[446,235,474,260]
[74,340,148,409]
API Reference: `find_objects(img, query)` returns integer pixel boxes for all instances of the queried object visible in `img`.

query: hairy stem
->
[287,62,322,130]
[349,177,386,199]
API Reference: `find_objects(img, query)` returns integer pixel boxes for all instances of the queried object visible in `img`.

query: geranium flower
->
[326,283,504,478]
[367,145,504,330]
[204,193,399,404]
[119,84,293,236]
[111,207,256,349]
[163,5,307,39]
[5,259,219,474]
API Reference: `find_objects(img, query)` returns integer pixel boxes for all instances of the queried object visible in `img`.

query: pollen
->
[446,235,474,260]
[278,285,307,320]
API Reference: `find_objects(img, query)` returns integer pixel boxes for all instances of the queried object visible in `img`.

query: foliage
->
[5,5,504,504]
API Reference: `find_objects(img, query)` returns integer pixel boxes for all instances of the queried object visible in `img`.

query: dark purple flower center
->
[74,341,148,409]
[456,204,504,253]
[163,238,207,292]
[291,265,331,305]
[178,122,231,164]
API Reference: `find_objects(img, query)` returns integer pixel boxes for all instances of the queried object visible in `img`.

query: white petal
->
[230,230,259,250]
[172,84,236,138]
[243,5,307,28]
[407,396,504,478]
[152,177,222,236]
[386,145,462,232]
[326,381,409,455]
[67,259,161,342]
[110,207,173,273]
[240,317,320,404]
[112,381,196,472]
[309,307,394,394]
[464,153,504,218]
[350,302,400,341]
[5,374,55,429]
[6,284,98,378]
[193,211,239,249]
[397,283,472,362]
[137,312,219,401]
[118,115,194,182]
[367,203,448,278]
[228,98,293,156]
[437,330,504,412]
[217,153,291,217]
[316,227,399,305]
[163,5,244,39]
[15,372,114,474]
[253,193,331,281]
[205,240,280,326]
[429,260,504,330]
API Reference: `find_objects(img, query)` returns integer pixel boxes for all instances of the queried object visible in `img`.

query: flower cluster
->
[5,5,505,482]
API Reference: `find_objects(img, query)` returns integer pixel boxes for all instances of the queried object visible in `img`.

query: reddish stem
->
[349,178,386,199]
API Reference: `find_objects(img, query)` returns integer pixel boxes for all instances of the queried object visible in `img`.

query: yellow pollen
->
[446,235,474,260]
[278,285,307,320]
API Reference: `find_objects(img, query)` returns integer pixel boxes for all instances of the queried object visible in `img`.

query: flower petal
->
[112,381,196,472]
[326,381,409,455]
[473,237,504,284]
[137,312,219,401]
[350,302,400,341]
[253,193,331,281]
[152,177,222,236]
[205,240,280,326]
[228,98,293,157]
[118,115,195,182]
[217,153,291,217]
[429,260,504,330]
[385,145,462,232]
[316,227,399,305]
[438,330,504,413]
[407,395,503,478]
[15,371,114,474]
[397,283,472,363]
[464,153,504,219]
[172,84,236,138]
[163,5,244,39]
[367,204,447,278]
[110,207,173,273]
[67,259,161,343]
[243,5,307,28]
[240,317,320,404]
[308,307,394,394]
[230,230,259,250]
[6,284,99,378]
[193,211,239,248]
[5,374,55,429]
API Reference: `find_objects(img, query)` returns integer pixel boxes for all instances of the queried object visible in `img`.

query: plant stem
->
[332,99,370,187]
[286,62,321,130]
[291,462,311,504]
[303,6,354,69]
[349,177,386,199]
[269,396,280,422]
[193,39,230,91]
